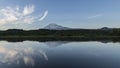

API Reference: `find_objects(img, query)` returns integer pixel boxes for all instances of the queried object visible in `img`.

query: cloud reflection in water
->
[0,43,48,66]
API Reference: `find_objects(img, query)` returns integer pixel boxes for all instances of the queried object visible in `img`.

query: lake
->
[0,41,120,68]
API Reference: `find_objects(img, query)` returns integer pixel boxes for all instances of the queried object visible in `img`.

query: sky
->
[0,0,120,30]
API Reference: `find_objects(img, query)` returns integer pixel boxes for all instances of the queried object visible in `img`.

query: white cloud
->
[23,16,35,24]
[87,14,103,19]
[23,5,35,15]
[39,10,48,21]
[0,5,48,26]
[0,7,19,24]
[16,6,19,11]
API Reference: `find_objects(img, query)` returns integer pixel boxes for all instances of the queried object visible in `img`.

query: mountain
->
[100,27,112,31]
[44,23,70,30]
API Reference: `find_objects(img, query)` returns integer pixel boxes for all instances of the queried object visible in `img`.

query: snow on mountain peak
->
[44,23,70,30]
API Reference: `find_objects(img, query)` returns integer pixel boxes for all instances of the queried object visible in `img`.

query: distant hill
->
[44,23,70,30]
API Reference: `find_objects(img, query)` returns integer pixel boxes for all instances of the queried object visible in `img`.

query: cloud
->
[0,7,19,24]
[87,14,103,19]
[0,5,48,25]
[39,10,48,21]
[23,16,35,24]
[23,5,35,15]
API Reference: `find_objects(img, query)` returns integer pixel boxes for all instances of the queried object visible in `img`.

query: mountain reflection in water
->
[44,41,69,47]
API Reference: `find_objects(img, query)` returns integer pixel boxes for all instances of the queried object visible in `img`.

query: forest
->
[0,28,119,38]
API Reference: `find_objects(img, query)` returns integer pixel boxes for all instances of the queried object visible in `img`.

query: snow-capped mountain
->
[44,23,70,30]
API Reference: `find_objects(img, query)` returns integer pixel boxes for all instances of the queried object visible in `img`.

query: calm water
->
[0,41,120,68]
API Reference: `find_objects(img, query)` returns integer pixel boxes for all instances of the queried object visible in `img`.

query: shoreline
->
[0,36,120,42]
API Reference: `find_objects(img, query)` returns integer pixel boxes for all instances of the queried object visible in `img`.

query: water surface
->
[0,41,120,68]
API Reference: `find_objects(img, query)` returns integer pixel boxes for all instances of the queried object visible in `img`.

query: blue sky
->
[0,0,120,30]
